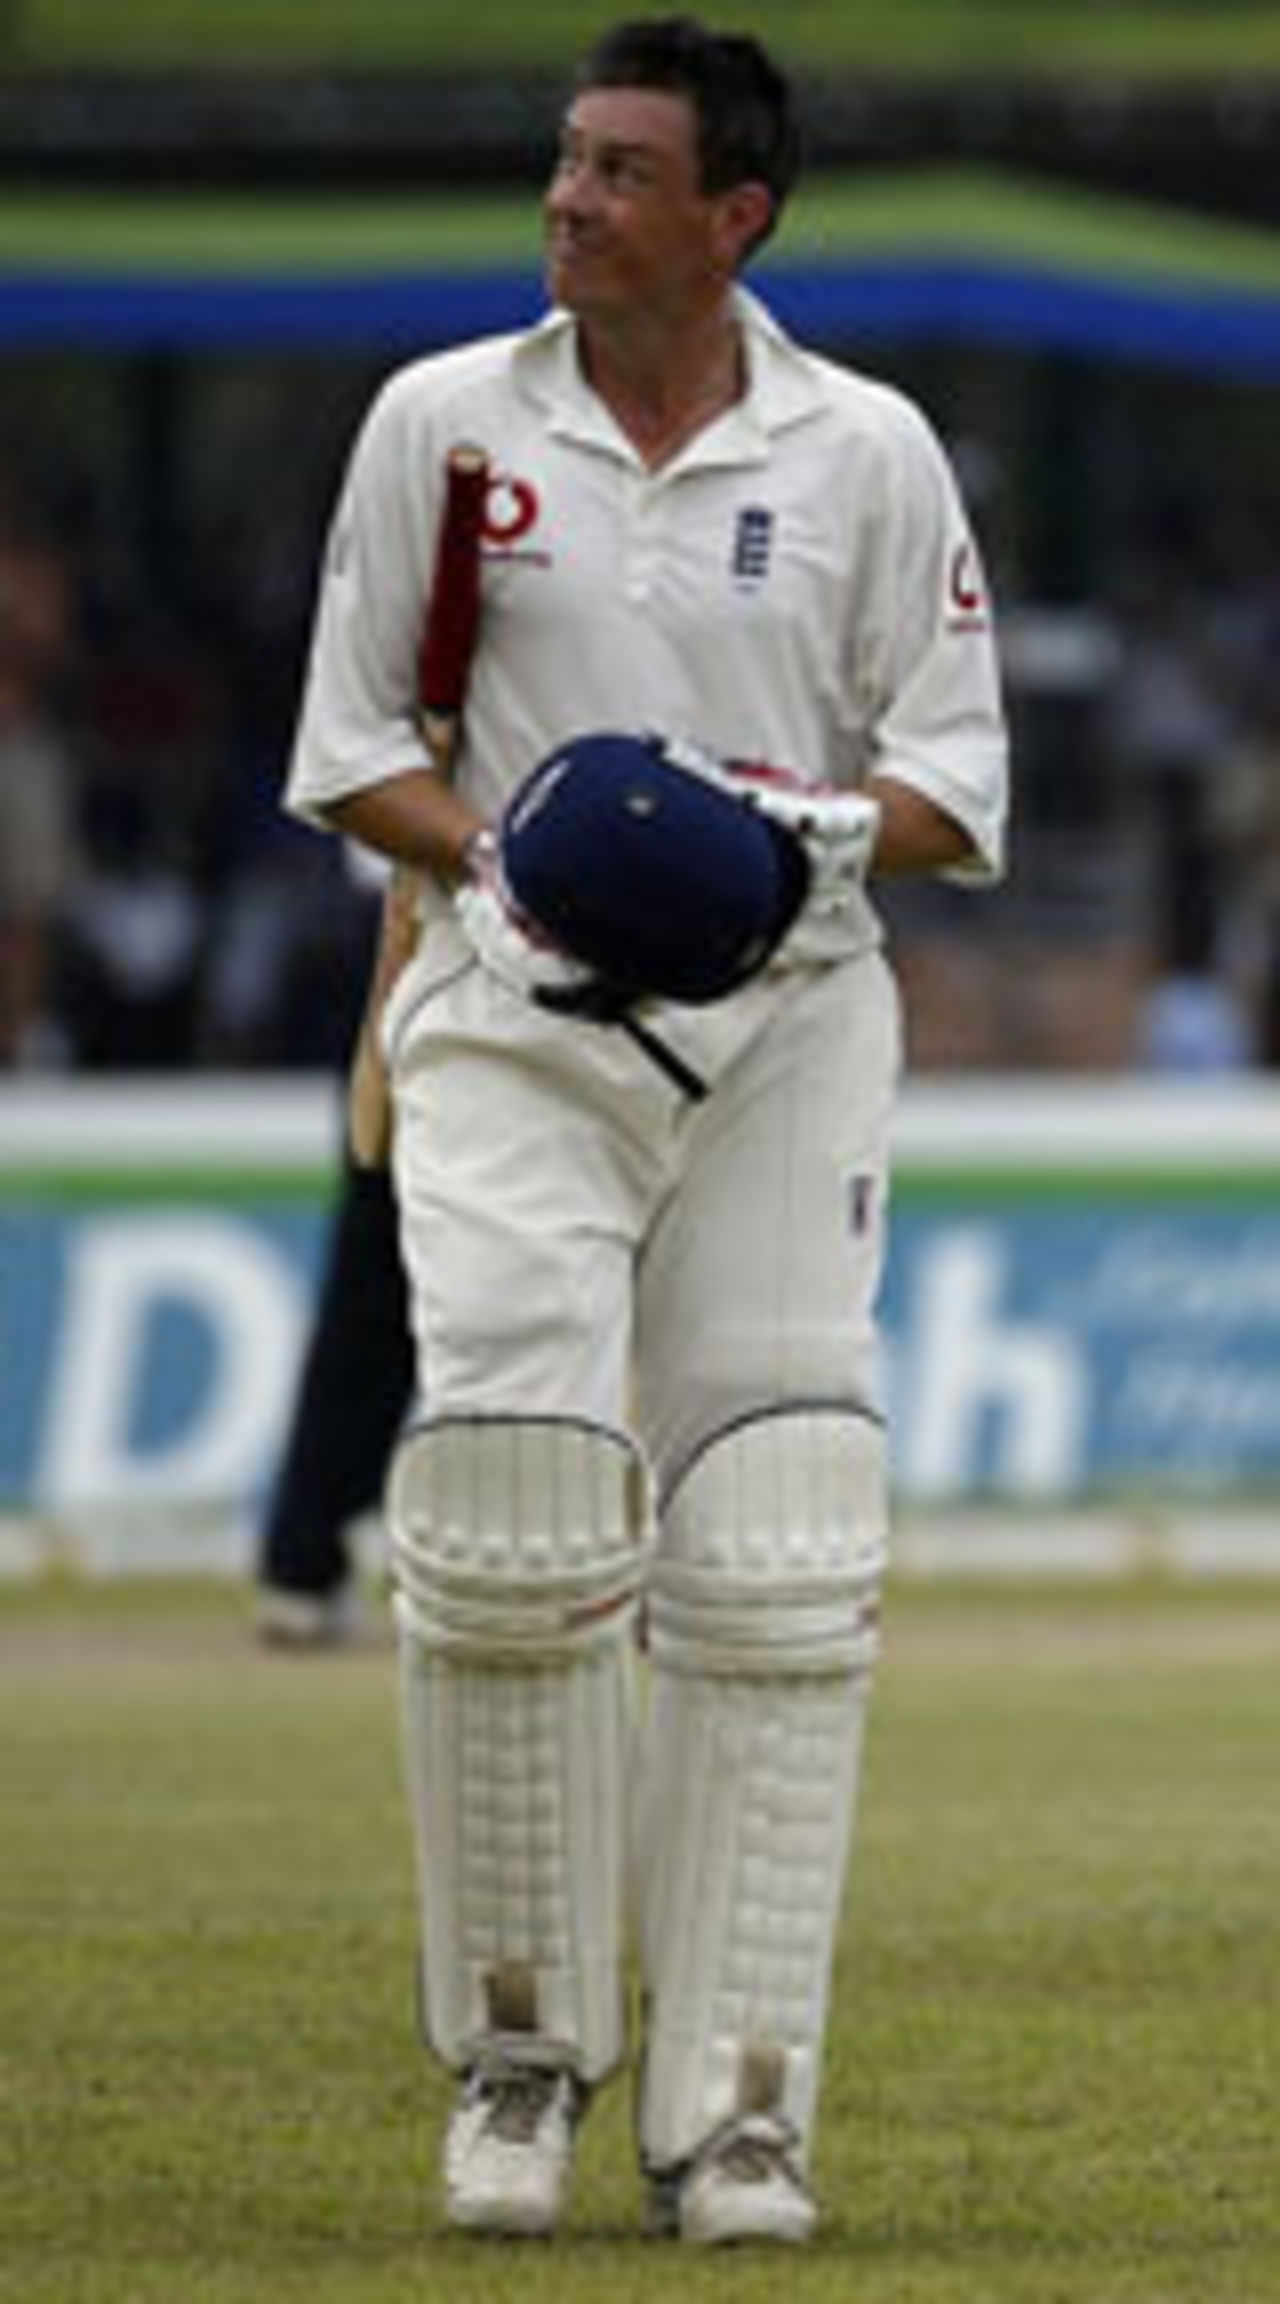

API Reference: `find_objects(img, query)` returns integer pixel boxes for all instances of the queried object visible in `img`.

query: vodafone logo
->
[947,542,988,630]
[482,474,540,549]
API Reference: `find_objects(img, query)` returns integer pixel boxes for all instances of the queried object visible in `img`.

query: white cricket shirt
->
[285,290,1008,959]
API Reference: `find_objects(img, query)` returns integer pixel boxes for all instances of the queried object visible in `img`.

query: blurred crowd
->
[3,367,1280,1081]
[0,431,376,1080]
[882,497,1280,1074]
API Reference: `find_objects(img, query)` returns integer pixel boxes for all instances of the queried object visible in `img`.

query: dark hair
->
[575,16,799,250]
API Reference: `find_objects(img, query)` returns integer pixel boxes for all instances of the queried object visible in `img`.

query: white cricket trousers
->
[388,937,900,1478]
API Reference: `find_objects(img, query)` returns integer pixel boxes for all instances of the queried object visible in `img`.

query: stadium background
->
[3,20,1279,2304]
[2,0,1280,1571]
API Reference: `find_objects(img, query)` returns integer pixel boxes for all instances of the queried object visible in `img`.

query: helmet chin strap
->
[620,1014,709,1102]
[534,976,709,1102]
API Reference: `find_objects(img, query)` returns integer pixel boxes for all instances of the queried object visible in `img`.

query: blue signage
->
[3,1185,1279,1517]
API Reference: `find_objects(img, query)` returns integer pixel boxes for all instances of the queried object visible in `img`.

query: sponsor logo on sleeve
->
[946,542,989,633]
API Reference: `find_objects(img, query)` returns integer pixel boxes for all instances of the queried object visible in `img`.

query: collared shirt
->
[285,290,1008,951]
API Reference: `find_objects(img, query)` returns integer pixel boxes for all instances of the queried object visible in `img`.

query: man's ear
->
[714,179,775,270]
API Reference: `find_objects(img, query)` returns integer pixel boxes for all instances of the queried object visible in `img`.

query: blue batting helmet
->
[499,731,808,1005]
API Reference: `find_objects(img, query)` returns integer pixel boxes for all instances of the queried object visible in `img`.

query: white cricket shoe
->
[647,2113,818,2246]
[254,1582,359,1651]
[444,2051,582,2237]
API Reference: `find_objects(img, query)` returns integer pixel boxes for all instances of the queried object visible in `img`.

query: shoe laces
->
[466,2057,571,2145]
[704,2112,804,2188]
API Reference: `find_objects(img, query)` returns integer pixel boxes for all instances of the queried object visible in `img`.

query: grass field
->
[2,1577,1278,2302]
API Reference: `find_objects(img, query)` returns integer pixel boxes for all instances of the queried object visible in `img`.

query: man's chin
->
[545,260,585,311]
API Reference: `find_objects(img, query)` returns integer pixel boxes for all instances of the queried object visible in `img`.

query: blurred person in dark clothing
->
[0,506,80,1066]
[55,779,206,1067]
[255,1143,415,1646]
[255,852,417,1645]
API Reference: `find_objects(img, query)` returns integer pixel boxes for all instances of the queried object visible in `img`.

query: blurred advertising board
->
[886,1082,1280,1502]
[2,1078,1279,1572]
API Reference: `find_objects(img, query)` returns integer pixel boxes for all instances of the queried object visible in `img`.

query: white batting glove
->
[453,833,594,1006]
[659,735,882,925]
[738,775,881,922]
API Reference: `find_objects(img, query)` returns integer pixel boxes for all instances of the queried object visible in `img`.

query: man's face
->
[545,87,741,323]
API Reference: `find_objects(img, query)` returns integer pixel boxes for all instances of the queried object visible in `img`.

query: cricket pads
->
[637,1405,887,2170]
[388,1414,649,2082]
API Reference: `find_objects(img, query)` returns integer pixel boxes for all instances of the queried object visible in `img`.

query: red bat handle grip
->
[418,443,489,718]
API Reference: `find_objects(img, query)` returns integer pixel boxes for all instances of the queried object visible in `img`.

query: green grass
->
[1,1577,1278,2300]
[8,0,1280,80]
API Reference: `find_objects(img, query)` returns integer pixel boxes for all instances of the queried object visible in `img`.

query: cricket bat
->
[347,442,489,1168]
